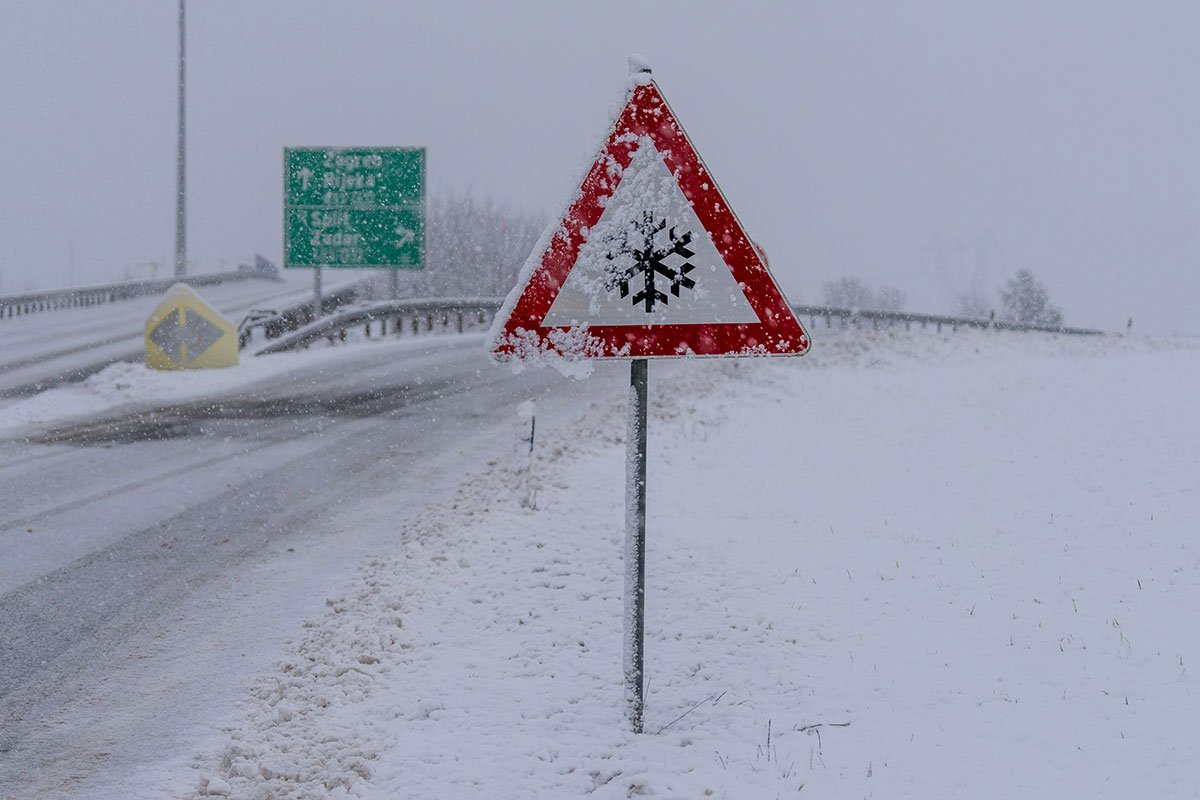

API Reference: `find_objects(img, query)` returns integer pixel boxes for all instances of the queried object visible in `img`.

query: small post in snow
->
[313,267,322,321]
[625,357,649,733]
[514,400,538,509]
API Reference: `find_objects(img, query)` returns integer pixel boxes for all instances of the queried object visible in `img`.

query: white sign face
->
[541,139,760,327]
[491,78,809,361]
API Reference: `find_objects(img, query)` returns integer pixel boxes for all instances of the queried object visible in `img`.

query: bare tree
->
[876,286,907,313]
[391,191,545,298]
[822,276,875,310]
[823,276,907,312]
[999,269,1063,326]
[955,291,992,319]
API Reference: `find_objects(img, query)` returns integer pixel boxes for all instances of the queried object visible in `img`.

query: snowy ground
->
[177,329,1200,799]
[0,269,362,398]
[0,331,627,799]
[0,330,464,439]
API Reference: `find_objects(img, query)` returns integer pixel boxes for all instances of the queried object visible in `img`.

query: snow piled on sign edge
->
[159,282,236,327]
[487,74,644,378]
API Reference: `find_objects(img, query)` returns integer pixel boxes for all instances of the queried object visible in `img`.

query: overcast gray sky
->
[2,1,1197,334]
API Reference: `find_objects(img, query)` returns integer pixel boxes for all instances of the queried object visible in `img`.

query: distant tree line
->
[955,269,1064,326]
[387,191,545,298]
[823,269,1065,327]
[391,199,1068,330]
[821,276,907,313]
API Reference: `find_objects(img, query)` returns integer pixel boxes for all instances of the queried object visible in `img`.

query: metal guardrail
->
[236,280,373,348]
[252,299,1107,355]
[793,305,1104,336]
[254,297,502,354]
[0,265,282,321]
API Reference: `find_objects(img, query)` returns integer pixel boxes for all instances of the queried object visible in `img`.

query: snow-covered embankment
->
[194,330,1200,799]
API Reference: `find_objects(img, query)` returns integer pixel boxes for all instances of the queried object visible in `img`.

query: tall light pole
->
[174,0,187,277]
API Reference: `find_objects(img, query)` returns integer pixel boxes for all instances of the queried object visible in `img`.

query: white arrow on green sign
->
[284,147,425,269]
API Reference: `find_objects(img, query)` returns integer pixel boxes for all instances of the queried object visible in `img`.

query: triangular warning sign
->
[492,77,809,361]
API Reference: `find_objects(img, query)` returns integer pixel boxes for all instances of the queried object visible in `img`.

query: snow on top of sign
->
[158,282,228,321]
[627,53,653,88]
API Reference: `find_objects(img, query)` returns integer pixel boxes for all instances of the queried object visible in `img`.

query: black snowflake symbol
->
[606,211,698,313]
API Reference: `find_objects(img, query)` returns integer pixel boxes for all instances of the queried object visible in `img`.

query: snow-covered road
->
[0,334,626,798]
[0,270,360,398]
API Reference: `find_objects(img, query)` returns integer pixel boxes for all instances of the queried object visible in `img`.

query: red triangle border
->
[493,80,810,360]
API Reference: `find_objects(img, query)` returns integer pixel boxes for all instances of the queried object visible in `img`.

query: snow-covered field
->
[173,329,1200,799]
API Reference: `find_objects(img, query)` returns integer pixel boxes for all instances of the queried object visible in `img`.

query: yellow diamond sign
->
[144,284,239,370]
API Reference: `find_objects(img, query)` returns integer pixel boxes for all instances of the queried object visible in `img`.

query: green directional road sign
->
[284,147,425,269]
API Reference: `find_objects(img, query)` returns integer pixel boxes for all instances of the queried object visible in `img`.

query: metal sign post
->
[490,59,810,734]
[624,358,649,732]
[174,0,187,278]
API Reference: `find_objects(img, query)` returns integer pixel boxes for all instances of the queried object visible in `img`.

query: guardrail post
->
[457,313,464,333]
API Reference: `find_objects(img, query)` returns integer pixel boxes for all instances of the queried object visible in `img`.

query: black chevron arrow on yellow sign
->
[148,308,224,362]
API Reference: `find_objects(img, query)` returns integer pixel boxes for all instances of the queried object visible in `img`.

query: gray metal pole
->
[624,357,648,732]
[313,267,322,320]
[623,55,654,734]
[174,0,186,277]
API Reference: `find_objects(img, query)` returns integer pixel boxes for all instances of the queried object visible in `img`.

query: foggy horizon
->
[2,1,1197,335]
